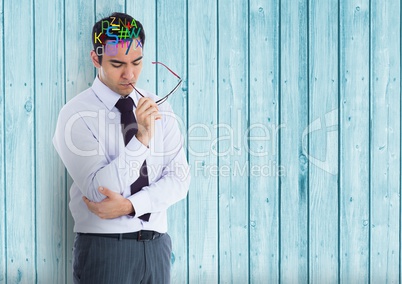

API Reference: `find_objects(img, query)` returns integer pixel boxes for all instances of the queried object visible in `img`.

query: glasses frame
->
[132,61,182,105]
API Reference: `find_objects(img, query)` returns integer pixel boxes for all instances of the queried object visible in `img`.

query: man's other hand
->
[83,187,135,219]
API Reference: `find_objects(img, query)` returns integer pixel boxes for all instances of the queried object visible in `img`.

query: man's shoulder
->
[60,87,100,115]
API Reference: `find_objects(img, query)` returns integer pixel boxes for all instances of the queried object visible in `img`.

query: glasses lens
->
[156,62,182,105]
[156,80,182,105]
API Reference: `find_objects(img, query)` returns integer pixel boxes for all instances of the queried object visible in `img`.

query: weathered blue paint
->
[0,0,401,283]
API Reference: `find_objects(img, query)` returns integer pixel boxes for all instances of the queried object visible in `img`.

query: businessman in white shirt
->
[53,12,190,283]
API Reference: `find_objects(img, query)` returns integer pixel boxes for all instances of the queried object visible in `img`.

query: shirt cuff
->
[126,135,149,156]
[127,188,151,217]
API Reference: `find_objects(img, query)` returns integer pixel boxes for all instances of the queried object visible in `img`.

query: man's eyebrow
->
[132,56,143,63]
[108,56,143,65]
[109,59,126,64]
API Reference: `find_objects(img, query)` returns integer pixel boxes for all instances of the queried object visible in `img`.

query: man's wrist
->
[124,199,135,215]
[135,133,149,147]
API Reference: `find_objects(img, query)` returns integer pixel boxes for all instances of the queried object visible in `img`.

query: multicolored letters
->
[95,18,142,56]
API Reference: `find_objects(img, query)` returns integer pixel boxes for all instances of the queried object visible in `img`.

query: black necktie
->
[115,96,150,221]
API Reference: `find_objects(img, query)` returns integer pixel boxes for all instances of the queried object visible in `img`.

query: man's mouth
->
[121,83,135,87]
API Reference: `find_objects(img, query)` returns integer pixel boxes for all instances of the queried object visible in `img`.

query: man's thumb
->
[98,186,109,195]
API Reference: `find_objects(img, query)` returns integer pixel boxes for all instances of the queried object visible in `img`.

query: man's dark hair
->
[92,12,145,64]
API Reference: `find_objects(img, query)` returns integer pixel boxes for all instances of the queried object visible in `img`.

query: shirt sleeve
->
[127,104,191,216]
[53,106,149,202]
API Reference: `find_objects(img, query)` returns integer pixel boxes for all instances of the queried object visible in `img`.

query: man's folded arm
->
[53,110,149,202]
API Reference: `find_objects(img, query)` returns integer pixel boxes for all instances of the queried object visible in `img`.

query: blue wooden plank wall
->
[0,0,401,283]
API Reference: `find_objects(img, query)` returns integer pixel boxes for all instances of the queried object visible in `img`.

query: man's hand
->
[83,187,134,219]
[135,97,162,147]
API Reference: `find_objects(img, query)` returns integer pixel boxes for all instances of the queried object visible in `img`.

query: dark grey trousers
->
[72,233,172,284]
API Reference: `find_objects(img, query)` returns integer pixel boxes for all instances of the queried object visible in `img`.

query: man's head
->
[92,12,145,64]
[90,12,146,96]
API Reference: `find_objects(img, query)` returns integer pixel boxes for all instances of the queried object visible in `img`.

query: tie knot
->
[115,96,134,113]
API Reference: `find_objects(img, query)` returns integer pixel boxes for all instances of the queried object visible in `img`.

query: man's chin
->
[116,86,132,96]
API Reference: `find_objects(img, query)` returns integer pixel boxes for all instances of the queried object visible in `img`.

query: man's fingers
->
[137,97,158,112]
[83,196,90,205]
[136,98,161,124]
[98,186,114,197]
[138,105,159,118]
[82,196,95,213]
[141,107,160,118]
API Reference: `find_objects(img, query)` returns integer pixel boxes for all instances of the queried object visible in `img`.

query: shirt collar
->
[91,76,141,111]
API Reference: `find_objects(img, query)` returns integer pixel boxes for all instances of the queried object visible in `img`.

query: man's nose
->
[122,67,135,80]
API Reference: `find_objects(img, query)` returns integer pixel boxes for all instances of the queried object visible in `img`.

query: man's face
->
[91,40,143,96]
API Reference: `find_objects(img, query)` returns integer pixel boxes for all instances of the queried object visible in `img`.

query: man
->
[53,12,190,283]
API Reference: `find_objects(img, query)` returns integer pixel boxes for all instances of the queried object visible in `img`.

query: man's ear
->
[90,50,101,68]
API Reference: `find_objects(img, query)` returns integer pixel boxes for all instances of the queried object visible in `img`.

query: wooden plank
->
[187,0,218,282]
[370,0,400,282]
[127,1,157,94]
[249,0,280,282]
[64,1,95,101]
[156,1,188,282]
[34,0,66,282]
[0,0,4,282]
[95,0,124,20]
[308,0,339,282]
[64,1,95,282]
[4,0,36,282]
[339,0,370,282]
[217,1,249,283]
[280,0,309,282]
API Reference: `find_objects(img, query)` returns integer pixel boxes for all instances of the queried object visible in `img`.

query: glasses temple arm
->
[151,61,181,79]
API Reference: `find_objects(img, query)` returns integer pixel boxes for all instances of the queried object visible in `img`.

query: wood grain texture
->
[4,0,35,282]
[280,0,309,282]
[308,0,339,282]
[249,0,280,282]
[0,0,4,282]
[95,0,124,20]
[370,0,401,282]
[156,0,189,282]
[1,1,402,283]
[127,0,157,94]
[339,0,370,282]
[34,0,66,282]
[187,0,218,282]
[217,1,249,283]
[64,1,95,282]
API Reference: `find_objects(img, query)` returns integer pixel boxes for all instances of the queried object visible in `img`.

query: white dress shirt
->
[53,76,190,233]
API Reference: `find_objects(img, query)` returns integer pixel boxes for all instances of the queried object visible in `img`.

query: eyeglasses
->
[131,61,182,105]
